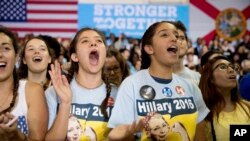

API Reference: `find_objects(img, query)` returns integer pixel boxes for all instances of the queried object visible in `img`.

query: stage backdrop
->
[0,0,248,41]
[78,3,189,39]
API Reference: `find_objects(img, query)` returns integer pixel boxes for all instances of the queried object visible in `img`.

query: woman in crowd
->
[103,47,129,87]
[0,27,48,140]
[107,21,209,141]
[17,36,55,90]
[199,55,250,141]
[45,27,117,140]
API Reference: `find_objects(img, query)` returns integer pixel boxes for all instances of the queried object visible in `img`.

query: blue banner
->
[78,4,189,38]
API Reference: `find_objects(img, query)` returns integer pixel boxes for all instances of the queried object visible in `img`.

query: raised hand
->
[49,60,72,105]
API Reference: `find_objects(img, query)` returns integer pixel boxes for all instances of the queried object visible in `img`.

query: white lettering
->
[168,6,177,17]
[94,5,103,16]
[126,18,136,29]
[158,6,167,17]
[124,5,134,17]
[135,5,146,17]
[138,102,147,113]
[116,18,126,29]
[114,5,123,16]
[71,105,90,118]
[103,5,113,16]
[234,129,247,136]
[234,129,241,136]
[94,5,177,17]
[147,6,157,17]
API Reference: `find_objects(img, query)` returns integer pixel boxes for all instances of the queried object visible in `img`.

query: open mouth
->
[0,62,7,68]
[89,50,99,65]
[167,45,178,54]
[229,75,236,79]
[32,56,43,62]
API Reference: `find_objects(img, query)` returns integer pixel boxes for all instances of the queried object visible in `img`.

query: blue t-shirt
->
[108,69,209,141]
[46,77,118,140]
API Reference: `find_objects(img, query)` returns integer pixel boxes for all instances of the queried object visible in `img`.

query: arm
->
[26,82,48,140]
[191,82,209,141]
[194,120,207,141]
[45,61,72,141]
[108,76,144,140]
[108,119,144,141]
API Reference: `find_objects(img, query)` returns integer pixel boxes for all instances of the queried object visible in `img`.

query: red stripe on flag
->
[242,6,250,19]
[190,0,220,19]
[28,19,77,23]
[27,0,77,5]
[11,28,77,32]
[27,10,77,14]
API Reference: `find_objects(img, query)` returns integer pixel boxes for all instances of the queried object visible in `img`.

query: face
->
[23,38,51,73]
[148,115,169,141]
[67,117,82,141]
[121,50,130,60]
[147,23,178,67]
[177,29,188,58]
[71,30,106,74]
[0,33,16,82]
[104,56,122,86]
[212,59,239,89]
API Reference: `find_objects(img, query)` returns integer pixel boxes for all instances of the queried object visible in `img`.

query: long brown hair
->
[0,27,19,114]
[199,56,250,121]
[17,36,54,90]
[67,27,111,118]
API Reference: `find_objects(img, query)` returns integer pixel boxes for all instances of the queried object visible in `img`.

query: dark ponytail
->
[100,74,111,119]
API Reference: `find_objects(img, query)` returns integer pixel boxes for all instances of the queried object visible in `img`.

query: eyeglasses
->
[213,63,240,72]
[103,65,121,74]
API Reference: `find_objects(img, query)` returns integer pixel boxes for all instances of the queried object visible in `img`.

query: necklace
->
[75,77,103,90]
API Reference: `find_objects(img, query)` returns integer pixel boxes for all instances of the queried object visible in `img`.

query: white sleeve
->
[45,86,58,129]
[108,77,136,128]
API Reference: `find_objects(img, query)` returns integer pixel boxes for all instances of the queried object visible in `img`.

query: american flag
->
[0,0,78,39]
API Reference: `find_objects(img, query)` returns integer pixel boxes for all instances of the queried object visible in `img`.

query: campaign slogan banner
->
[78,4,189,38]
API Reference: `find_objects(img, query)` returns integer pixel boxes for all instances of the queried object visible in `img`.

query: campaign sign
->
[78,3,189,38]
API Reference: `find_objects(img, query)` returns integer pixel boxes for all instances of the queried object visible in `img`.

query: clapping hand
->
[0,113,19,141]
[49,60,72,105]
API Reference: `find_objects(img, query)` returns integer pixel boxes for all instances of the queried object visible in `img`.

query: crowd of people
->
[0,19,249,141]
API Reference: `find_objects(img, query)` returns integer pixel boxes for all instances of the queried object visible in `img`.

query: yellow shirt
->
[205,103,250,141]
